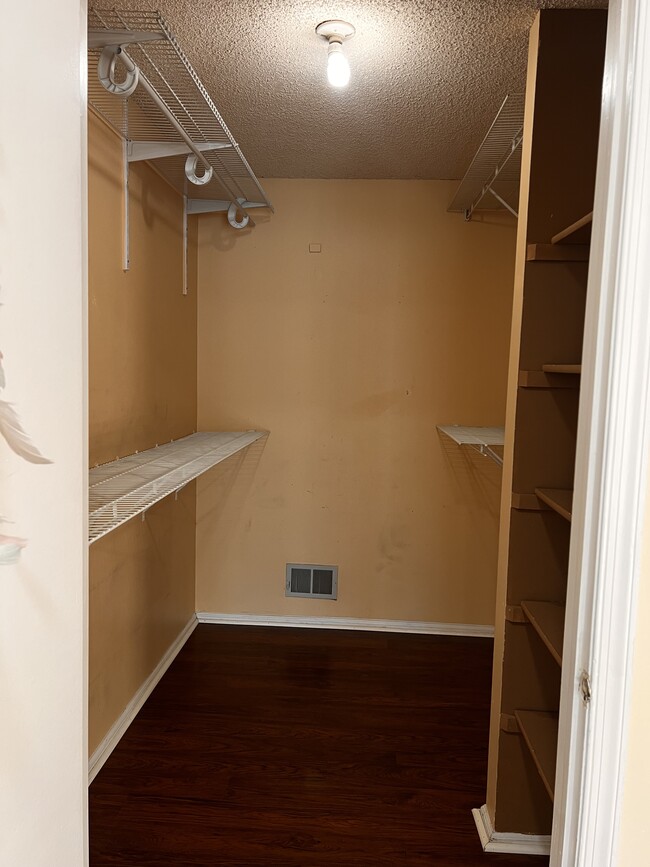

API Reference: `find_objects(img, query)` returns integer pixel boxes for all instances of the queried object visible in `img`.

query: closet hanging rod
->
[88,8,273,225]
[103,44,216,184]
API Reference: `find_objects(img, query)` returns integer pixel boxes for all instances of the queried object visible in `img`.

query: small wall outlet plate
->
[309,243,322,253]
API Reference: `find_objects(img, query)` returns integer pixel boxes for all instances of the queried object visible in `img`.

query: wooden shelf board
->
[526,243,590,262]
[522,601,565,665]
[512,492,550,511]
[534,488,573,522]
[515,710,559,802]
[519,369,580,388]
[551,211,593,245]
[541,363,582,375]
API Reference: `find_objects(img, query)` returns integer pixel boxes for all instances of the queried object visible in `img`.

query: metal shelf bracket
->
[88,28,164,49]
[186,199,268,215]
[437,425,505,468]
[448,94,525,221]
[127,141,232,162]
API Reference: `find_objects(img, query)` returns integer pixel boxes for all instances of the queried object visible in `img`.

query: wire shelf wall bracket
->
[88,8,273,278]
[437,425,505,467]
[88,431,267,544]
[448,94,525,221]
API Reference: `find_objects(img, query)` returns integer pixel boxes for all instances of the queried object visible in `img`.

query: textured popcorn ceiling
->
[110,1,608,179]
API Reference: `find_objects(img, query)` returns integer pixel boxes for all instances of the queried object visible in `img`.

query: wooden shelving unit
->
[542,363,582,375]
[534,488,573,521]
[526,243,590,262]
[483,8,608,848]
[519,369,580,388]
[515,710,559,801]
[551,211,593,245]
[521,601,565,665]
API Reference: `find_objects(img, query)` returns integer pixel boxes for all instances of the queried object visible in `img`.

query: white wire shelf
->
[88,8,272,213]
[437,425,505,467]
[89,431,266,544]
[448,94,525,221]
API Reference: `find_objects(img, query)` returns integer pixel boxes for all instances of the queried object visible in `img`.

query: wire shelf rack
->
[437,425,505,467]
[448,94,525,221]
[89,431,266,544]
[88,7,272,210]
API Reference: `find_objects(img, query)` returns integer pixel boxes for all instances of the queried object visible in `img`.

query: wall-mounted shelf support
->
[437,425,505,467]
[121,133,130,272]
[182,195,188,296]
[127,141,232,162]
[88,7,273,261]
[186,199,269,215]
[88,29,164,49]
[89,431,267,544]
[487,184,520,219]
[448,94,525,221]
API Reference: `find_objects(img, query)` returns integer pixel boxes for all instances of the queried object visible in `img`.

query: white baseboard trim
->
[472,805,551,856]
[196,611,494,638]
[88,614,198,785]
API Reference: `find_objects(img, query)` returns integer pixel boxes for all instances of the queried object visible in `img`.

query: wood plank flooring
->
[90,625,548,866]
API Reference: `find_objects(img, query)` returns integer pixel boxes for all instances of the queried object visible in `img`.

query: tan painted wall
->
[89,112,197,466]
[196,179,516,624]
[88,113,197,755]
[616,465,650,862]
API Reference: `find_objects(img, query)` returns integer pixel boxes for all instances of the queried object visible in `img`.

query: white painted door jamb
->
[553,2,650,866]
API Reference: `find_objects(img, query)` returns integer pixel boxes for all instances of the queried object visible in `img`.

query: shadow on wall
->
[88,146,183,238]
[203,210,273,254]
[196,434,269,529]
[437,430,503,521]
[464,211,518,231]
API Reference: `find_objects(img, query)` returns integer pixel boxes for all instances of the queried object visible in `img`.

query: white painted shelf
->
[447,93,525,220]
[437,425,505,467]
[89,431,265,544]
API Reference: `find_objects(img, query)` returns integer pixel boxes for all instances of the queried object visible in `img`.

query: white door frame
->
[1,0,88,864]
[552,1,650,865]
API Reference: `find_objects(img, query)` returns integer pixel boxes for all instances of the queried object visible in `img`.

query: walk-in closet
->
[7,1,650,865]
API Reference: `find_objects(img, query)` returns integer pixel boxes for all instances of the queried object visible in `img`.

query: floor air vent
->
[286,563,338,599]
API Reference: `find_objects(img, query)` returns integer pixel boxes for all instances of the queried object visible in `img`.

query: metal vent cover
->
[285,564,338,600]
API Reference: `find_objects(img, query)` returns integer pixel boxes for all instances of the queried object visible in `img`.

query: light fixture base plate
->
[316,20,355,41]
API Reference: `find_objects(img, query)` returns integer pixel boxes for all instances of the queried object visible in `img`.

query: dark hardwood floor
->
[90,625,548,866]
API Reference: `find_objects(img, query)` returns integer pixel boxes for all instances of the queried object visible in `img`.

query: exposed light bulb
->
[327,40,350,88]
[316,20,355,88]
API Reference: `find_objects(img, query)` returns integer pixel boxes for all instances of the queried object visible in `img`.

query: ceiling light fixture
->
[316,20,355,88]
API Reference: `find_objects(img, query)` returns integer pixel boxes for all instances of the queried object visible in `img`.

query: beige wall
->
[88,113,197,755]
[89,113,197,467]
[616,467,650,862]
[89,486,196,754]
[196,179,516,624]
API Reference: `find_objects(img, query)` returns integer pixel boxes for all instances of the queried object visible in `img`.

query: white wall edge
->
[88,614,198,785]
[472,805,551,856]
[196,612,494,638]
